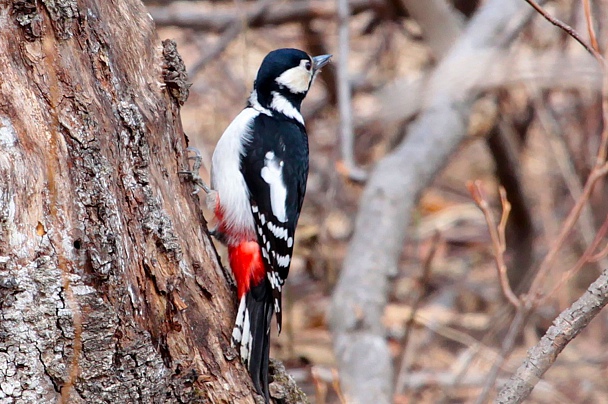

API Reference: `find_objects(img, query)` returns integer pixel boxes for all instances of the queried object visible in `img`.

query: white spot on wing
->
[274,298,280,313]
[267,221,288,240]
[260,151,288,222]
[287,236,293,248]
[267,271,283,292]
[276,254,290,268]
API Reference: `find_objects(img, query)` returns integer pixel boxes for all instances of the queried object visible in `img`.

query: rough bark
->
[328,1,539,403]
[0,1,258,403]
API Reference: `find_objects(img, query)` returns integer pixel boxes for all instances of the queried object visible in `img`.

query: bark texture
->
[0,1,257,403]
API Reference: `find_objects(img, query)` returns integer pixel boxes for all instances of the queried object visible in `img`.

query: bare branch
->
[148,0,381,32]
[399,0,464,59]
[186,0,272,77]
[336,0,367,182]
[496,268,608,404]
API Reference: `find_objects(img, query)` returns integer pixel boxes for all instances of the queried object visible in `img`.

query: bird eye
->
[305,61,312,71]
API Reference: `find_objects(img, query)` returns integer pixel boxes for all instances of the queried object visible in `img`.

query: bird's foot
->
[179,147,213,195]
[208,227,229,245]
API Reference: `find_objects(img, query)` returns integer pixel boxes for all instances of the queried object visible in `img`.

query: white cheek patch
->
[260,151,288,222]
[275,60,312,94]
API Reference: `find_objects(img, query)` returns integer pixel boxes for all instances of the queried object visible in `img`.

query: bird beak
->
[312,54,332,72]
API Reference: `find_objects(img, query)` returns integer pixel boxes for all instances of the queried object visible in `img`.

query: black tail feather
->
[233,280,274,402]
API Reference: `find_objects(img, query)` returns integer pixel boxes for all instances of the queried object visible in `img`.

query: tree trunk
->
[0,1,258,402]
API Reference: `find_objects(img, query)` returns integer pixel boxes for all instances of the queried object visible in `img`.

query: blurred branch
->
[532,91,608,272]
[188,0,272,77]
[337,0,367,181]
[394,232,440,394]
[329,1,539,402]
[149,0,381,32]
[375,50,603,127]
[399,0,464,59]
[301,23,337,105]
[526,160,608,305]
[547,213,608,299]
[496,268,608,404]
[474,306,525,404]
[485,115,535,291]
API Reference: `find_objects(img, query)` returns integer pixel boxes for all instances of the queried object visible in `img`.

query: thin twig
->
[589,240,608,262]
[527,162,608,304]
[545,212,608,300]
[582,0,599,54]
[394,231,441,394]
[331,368,347,404]
[475,307,526,404]
[523,0,604,65]
[468,181,520,308]
[530,90,608,271]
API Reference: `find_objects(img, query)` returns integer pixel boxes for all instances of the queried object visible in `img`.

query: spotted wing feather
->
[240,114,308,331]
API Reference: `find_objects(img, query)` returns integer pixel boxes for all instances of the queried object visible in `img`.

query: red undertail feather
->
[228,242,265,298]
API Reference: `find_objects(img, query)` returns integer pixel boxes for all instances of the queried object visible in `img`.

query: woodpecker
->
[198,48,331,401]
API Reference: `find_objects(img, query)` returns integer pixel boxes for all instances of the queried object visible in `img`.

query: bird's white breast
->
[211,108,258,240]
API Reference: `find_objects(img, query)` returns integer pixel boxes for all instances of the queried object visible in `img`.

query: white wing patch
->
[260,151,288,223]
[270,92,304,125]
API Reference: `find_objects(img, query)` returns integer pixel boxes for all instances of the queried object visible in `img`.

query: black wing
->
[240,113,309,331]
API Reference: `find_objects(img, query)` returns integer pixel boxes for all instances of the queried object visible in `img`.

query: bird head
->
[250,48,331,117]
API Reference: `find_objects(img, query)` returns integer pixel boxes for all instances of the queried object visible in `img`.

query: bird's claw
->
[179,147,212,195]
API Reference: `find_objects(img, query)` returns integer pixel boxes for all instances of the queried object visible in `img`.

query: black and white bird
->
[206,48,331,401]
